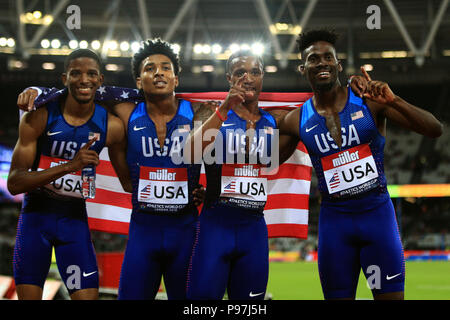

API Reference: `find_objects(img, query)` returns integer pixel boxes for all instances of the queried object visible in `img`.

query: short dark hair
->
[131,38,181,80]
[296,29,339,56]
[64,48,102,71]
[226,49,264,74]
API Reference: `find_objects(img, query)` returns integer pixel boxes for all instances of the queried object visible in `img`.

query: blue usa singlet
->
[14,100,107,294]
[186,109,276,300]
[300,87,405,299]
[118,99,201,300]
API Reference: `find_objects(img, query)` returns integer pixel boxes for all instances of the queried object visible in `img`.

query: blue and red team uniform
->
[186,109,276,300]
[14,100,107,294]
[32,87,202,299]
[118,100,201,300]
[299,87,405,299]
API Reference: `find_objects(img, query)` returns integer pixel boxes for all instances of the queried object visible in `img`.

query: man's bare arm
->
[7,109,99,195]
[360,68,443,138]
[277,108,302,165]
[106,114,132,193]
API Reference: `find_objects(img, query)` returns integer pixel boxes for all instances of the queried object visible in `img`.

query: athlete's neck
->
[312,84,347,112]
[145,94,178,118]
[234,99,260,119]
[62,94,95,123]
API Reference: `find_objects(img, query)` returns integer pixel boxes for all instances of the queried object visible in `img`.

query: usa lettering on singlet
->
[219,164,268,211]
[137,167,188,212]
[215,109,275,211]
[300,87,387,200]
[35,102,107,199]
[321,144,379,197]
[127,100,195,213]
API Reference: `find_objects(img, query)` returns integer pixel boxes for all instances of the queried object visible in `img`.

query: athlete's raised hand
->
[361,67,396,104]
[348,74,368,98]
[17,88,39,112]
[223,73,248,110]
[67,137,100,172]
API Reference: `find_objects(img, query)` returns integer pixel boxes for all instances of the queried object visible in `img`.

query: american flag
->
[329,171,340,189]
[32,87,314,239]
[140,183,152,199]
[351,110,364,121]
[223,181,236,193]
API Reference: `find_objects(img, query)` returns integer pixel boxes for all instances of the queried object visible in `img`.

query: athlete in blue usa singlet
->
[10,50,132,300]
[300,88,405,298]
[187,109,276,300]
[185,51,282,300]
[280,30,442,300]
[118,99,201,300]
[14,100,107,295]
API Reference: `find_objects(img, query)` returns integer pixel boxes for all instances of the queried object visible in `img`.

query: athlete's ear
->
[61,73,68,87]
[136,77,142,90]
[337,60,343,73]
[174,75,179,88]
[99,73,104,86]
[298,64,305,75]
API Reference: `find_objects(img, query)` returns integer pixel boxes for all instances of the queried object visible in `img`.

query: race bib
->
[37,155,83,198]
[220,164,267,211]
[138,166,189,212]
[321,144,379,197]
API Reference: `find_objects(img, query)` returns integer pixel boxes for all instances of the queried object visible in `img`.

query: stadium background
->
[0,0,448,299]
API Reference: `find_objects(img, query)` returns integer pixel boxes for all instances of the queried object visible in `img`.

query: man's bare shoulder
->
[192,101,220,122]
[267,109,290,126]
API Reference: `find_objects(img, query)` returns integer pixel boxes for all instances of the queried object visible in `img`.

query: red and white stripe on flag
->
[86,92,313,239]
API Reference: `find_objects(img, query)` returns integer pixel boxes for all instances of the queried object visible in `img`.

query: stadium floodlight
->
[251,42,265,55]
[265,65,277,73]
[91,40,101,50]
[131,41,141,53]
[33,11,42,19]
[105,64,120,71]
[172,43,181,54]
[0,37,7,47]
[50,39,61,49]
[193,43,203,54]
[120,41,130,51]
[41,39,50,49]
[69,40,78,49]
[107,40,118,51]
[6,38,15,48]
[42,62,56,70]
[240,43,250,51]
[42,15,53,25]
[79,40,88,49]
[201,65,214,73]
[229,43,240,53]
[202,44,211,54]
[212,44,222,54]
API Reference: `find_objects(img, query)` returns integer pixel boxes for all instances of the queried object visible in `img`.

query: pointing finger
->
[361,66,372,82]
[233,73,247,89]
[82,137,98,150]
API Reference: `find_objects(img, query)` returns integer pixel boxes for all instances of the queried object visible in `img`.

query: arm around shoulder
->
[278,108,302,165]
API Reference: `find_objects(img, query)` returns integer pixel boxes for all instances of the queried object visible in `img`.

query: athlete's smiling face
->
[62,57,104,104]
[300,41,342,91]
[227,56,264,103]
[136,54,179,97]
